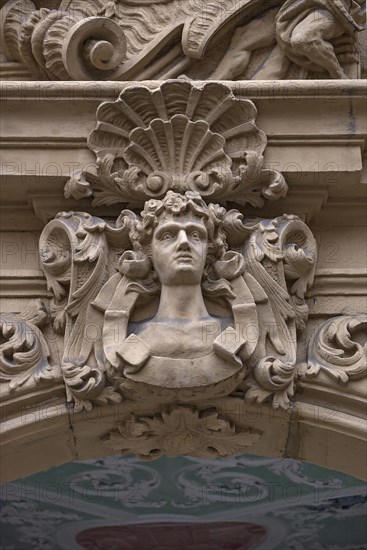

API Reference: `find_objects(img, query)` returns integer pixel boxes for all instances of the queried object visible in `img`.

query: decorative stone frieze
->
[1,0,365,81]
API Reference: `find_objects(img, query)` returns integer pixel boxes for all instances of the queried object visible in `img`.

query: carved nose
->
[177,230,190,250]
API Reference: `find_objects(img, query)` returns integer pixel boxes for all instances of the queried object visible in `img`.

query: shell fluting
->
[90,83,264,171]
[82,82,285,204]
[124,115,230,182]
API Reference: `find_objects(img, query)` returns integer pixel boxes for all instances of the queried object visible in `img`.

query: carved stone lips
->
[175,254,193,261]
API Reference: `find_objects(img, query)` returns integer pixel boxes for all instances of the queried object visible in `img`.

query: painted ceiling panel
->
[0,455,366,549]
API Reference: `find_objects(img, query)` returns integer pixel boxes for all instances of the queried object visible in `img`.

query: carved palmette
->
[103,405,262,460]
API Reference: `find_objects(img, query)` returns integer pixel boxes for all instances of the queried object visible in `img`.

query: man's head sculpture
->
[118,191,242,303]
[95,190,256,401]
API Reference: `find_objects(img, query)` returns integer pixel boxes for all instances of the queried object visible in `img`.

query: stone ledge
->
[1,80,366,230]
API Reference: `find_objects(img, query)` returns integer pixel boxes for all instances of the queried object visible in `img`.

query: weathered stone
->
[0,3,366,483]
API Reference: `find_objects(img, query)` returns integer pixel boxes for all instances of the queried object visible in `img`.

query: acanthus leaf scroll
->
[301,315,367,384]
[103,405,262,460]
[38,82,317,413]
[39,211,124,412]
[0,300,62,396]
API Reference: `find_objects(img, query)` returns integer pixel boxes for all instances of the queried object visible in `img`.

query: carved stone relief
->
[1,0,365,81]
[34,82,319,425]
[39,197,317,414]
[65,81,288,206]
[0,300,62,398]
[103,406,262,459]
[2,78,366,463]
[301,314,367,384]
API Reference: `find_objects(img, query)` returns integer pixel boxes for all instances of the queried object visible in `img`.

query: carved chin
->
[163,265,203,284]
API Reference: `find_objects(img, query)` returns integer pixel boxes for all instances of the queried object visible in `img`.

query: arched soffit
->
[1,397,366,483]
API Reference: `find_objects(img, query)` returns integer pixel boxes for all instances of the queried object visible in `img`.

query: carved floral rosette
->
[35,81,318,417]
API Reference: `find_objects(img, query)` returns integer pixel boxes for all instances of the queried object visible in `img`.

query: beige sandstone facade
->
[0,0,366,485]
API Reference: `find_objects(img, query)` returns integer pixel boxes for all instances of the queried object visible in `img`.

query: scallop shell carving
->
[89,81,265,155]
[124,115,232,195]
[70,81,287,205]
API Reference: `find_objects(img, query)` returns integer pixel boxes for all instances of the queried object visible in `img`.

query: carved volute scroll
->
[301,315,367,384]
[36,82,318,425]
[1,0,365,81]
[0,300,62,398]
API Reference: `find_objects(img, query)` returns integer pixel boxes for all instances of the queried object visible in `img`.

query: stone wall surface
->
[0,0,366,484]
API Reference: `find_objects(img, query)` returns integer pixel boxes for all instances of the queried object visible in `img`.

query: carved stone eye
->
[190,231,201,240]
[161,232,173,241]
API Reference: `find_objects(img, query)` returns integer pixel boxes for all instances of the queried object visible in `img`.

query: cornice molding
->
[1,80,366,230]
[2,79,367,98]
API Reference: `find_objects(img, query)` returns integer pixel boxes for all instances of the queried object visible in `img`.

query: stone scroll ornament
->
[38,82,317,418]
[1,0,365,80]
[301,315,367,384]
[0,300,62,397]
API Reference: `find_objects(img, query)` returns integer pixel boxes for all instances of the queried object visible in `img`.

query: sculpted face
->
[151,214,208,285]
